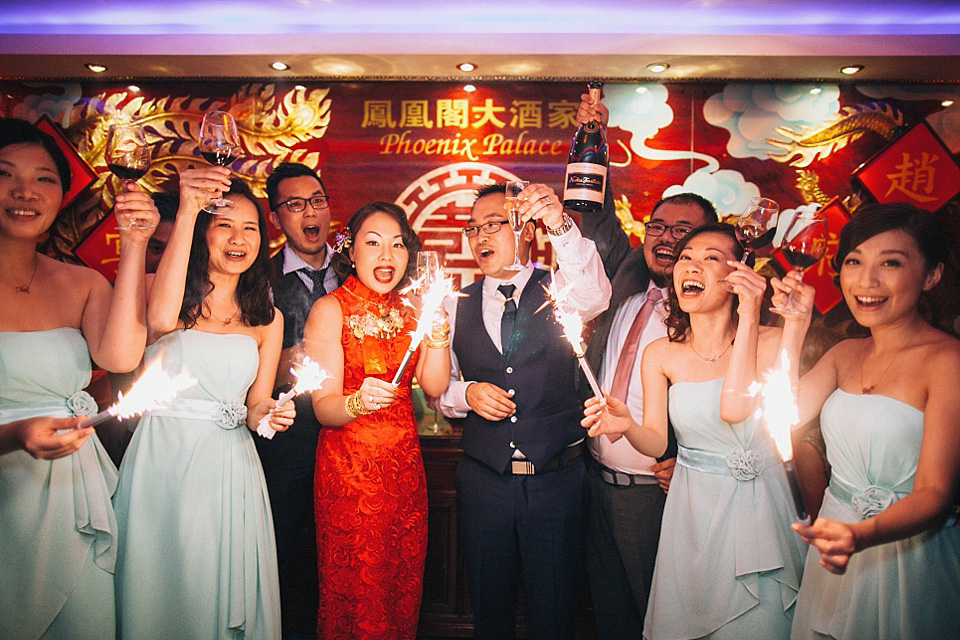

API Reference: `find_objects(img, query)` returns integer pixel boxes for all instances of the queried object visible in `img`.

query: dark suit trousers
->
[586,462,666,640]
[254,393,320,619]
[456,454,587,640]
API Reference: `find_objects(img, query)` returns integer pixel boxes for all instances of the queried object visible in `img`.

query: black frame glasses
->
[463,220,510,238]
[644,221,693,239]
[279,195,330,213]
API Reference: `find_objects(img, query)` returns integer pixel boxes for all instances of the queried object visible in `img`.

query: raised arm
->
[720,259,769,423]
[571,94,631,281]
[414,309,451,398]
[147,167,231,339]
[517,182,611,322]
[81,184,160,372]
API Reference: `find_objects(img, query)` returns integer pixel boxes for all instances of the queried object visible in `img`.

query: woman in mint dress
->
[584,223,806,639]
[0,118,157,639]
[113,169,292,639]
[753,203,960,639]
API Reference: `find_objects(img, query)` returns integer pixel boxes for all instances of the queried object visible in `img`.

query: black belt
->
[596,463,658,487]
[507,445,582,475]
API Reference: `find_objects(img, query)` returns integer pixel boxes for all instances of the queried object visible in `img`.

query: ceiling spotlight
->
[128,85,141,93]
[942,100,955,107]
[840,65,864,75]
[295,85,307,91]
[457,62,477,72]
[646,63,669,73]
[270,61,291,71]
[85,63,107,73]
[463,84,477,93]
[809,87,822,95]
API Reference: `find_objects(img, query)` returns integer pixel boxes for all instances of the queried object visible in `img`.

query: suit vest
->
[271,252,319,349]
[454,269,583,472]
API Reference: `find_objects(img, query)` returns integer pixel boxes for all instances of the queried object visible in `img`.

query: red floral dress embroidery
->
[315,276,427,639]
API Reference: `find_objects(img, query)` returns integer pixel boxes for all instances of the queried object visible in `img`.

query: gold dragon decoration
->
[45,83,330,259]
[766,102,903,214]
[765,101,904,168]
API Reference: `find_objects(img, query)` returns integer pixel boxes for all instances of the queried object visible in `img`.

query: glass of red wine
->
[198,110,240,214]
[106,123,153,230]
[719,197,779,291]
[770,210,828,318]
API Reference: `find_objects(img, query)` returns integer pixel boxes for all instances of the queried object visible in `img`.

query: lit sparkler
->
[391,268,461,385]
[258,356,330,439]
[540,275,603,401]
[751,348,810,524]
[78,359,196,428]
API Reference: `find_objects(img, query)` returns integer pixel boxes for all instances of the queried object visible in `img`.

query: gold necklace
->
[8,256,38,294]
[860,336,916,394]
[204,302,240,325]
[689,337,734,364]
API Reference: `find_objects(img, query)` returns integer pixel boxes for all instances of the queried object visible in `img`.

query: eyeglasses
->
[279,195,330,213]
[644,221,693,239]
[462,220,510,238]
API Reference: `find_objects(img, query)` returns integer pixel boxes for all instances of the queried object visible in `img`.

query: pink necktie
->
[608,288,662,403]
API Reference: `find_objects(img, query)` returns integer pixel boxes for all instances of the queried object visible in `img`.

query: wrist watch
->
[546,212,574,236]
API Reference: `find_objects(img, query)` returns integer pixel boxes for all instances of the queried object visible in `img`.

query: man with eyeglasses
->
[428,181,610,639]
[575,95,720,640]
[258,162,341,636]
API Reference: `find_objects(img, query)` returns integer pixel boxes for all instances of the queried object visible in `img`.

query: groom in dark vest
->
[429,182,611,639]
[258,162,341,636]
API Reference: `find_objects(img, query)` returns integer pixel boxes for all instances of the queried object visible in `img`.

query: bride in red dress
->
[303,202,450,639]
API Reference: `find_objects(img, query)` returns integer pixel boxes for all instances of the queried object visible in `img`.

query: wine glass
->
[719,197,779,291]
[770,210,828,318]
[198,110,240,214]
[416,250,441,291]
[504,180,529,271]
[106,123,153,230]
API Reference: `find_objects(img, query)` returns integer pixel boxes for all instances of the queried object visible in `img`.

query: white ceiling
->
[2,0,960,81]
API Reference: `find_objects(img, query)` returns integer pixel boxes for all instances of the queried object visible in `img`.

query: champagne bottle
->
[563,80,608,213]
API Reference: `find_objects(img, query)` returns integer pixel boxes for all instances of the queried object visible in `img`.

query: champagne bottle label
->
[564,163,607,204]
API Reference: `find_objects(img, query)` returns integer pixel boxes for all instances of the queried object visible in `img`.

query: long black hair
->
[664,222,746,342]
[179,178,275,328]
[0,117,72,195]
[330,201,421,289]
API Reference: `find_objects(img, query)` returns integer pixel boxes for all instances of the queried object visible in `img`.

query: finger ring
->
[375,403,382,410]
[368,395,374,403]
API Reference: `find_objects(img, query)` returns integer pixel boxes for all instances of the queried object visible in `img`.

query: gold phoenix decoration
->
[49,84,330,256]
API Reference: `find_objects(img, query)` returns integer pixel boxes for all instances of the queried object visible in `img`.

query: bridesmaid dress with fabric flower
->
[0,328,118,640]
[315,276,428,640]
[113,330,280,639]
[791,390,960,640]
[644,378,807,640]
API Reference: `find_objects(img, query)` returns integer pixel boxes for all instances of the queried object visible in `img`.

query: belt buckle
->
[511,460,536,475]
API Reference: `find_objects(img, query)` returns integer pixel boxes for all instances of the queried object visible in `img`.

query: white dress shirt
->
[431,223,611,418]
[589,281,668,475]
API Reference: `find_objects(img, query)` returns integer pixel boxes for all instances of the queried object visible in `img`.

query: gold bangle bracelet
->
[426,338,451,349]
[345,390,372,419]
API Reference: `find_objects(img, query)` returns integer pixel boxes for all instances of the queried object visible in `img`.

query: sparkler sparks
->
[752,348,810,524]
[258,356,330,439]
[391,267,462,385]
[540,274,603,401]
[78,359,196,428]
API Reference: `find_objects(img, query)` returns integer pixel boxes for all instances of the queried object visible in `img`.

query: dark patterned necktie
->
[497,283,517,355]
[304,267,328,302]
